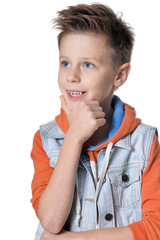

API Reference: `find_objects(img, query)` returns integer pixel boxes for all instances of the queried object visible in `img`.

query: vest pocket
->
[108,167,141,208]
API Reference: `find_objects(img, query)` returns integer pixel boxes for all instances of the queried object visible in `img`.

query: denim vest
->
[34,120,156,239]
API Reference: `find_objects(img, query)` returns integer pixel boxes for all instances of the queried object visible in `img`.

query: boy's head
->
[52,3,134,111]
[52,3,135,70]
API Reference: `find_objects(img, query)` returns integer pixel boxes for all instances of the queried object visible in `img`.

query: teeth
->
[69,91,83,96]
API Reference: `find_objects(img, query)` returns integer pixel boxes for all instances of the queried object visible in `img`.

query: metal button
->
[122,173,129,182]
[105,213,113,221]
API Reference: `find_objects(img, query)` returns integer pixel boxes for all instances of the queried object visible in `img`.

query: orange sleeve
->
[30,130,53,215]
[129,134,160,239]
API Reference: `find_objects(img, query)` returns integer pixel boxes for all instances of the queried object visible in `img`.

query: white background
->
[0,0,160,239]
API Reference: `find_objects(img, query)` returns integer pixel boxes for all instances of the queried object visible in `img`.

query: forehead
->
[59,32,112,61]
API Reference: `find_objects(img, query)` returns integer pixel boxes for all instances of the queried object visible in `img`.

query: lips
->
[68,91,84,96]
[66,90,86,100]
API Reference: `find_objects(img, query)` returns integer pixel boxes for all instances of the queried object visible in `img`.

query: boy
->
[31,3,160,240]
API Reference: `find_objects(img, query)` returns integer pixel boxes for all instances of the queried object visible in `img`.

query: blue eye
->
[62,61,71,68]
[84,62,94,68]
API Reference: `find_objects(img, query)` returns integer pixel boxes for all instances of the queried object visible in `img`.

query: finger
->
[60,95,71,117]
[84,99,100,106]
[96,118,106,128]
[92,111,105,119]
[89,105,103,112]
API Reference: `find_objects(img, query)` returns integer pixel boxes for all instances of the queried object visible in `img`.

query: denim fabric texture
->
[34,118,156,239]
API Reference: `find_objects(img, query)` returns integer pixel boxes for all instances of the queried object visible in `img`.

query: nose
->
[67,68,80,83]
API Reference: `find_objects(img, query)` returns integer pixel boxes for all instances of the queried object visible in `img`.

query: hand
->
[40,230,76,240]
[40,230,61,240]
[60,95,106,144]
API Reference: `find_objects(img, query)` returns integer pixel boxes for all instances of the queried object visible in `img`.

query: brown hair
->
[52,3,135,69]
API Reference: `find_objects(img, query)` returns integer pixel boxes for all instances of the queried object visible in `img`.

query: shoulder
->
[132,122,158,140]
[130,123,158,144]
[32,129,42,148]
[37,120,65,159]
[40,119,65,139]
[131,123,158,163]
[31,129,49,160]
[134,123,158,135]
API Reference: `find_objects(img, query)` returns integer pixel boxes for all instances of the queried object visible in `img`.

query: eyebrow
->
[59,55,100,63]
[59,55,69,59]
[82,57,100,62]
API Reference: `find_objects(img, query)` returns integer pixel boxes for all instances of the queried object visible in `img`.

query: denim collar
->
[41,120,65,138]
[114,134,132,150]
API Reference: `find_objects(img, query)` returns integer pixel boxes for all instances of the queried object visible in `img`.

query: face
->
[58,32,117,110]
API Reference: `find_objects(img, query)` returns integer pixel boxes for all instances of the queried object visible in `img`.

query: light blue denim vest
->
[34,119,157,239]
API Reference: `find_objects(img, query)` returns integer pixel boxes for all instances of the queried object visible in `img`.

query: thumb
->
[60,95,71,117]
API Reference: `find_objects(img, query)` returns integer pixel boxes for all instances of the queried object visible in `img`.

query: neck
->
[87,106,113,146]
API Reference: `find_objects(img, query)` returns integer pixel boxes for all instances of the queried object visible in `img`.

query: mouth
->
[66,90,86,100]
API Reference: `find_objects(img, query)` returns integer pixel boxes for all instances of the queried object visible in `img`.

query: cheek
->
[58,81,62,93]
[89,78,107,92]
[57,71,61,85]
[91,80,114,100]
[58,73,64,89]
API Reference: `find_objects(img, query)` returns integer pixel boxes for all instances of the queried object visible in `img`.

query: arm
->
[40,227,133,240]
[37,129,83,234]
[39,134,160,240]
[31,130,53,214]
[129,134,160,239]
[37,96,106,234]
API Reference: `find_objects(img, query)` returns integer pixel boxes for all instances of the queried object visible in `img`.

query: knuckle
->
[102,111,105,117]
[101,119,106,126]
[84,105,91,113]
[88,110,94,118]
[85,105,90,111]
[92,119,98,129]
[104,118,106,123]
[93,100,98,104]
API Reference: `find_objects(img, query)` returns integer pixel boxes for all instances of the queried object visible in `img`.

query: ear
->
[114,63,131,88]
